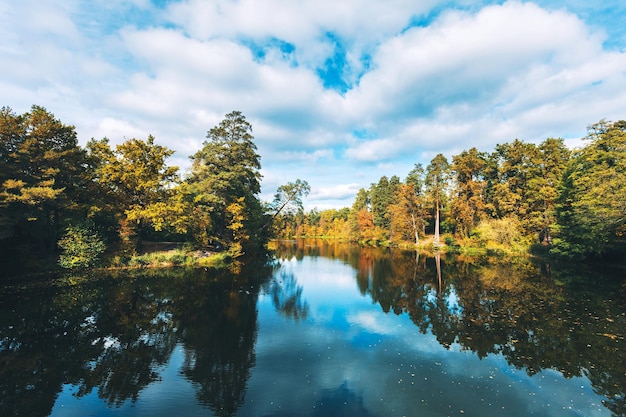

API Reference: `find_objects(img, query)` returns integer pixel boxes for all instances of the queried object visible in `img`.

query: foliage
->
[187,111,265,253]
[471,217,525,248]
[451,147,487,238]
[0,105,89,256]
[58,222,107,269]
[1,102,624,272]
[554,120,626,258]
[274,120,623,263]
[388,183,425,244]
[87,135,179,253]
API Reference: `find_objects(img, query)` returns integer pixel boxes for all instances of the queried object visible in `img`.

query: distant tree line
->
[0,106,308,272]
[273,120,626,260]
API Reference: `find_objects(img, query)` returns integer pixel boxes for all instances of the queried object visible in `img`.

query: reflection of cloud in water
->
[251,254,617,417]
[346,311,400,335]
[281,258,358,299]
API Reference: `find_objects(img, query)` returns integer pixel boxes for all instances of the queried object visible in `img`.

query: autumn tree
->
[0,105,89,256]
[188,111,265,255]
[348,188,370,241]
[388,183,425,245]
[88,136,179,252]
[450,148,487,238]
[489,139,539,222]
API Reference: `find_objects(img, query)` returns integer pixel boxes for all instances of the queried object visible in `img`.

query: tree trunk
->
[434,196,440,247]
[410,213,419,246]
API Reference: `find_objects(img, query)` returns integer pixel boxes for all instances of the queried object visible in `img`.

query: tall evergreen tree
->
[370,176,391,230]
[188,111,264,254]
[426,154,451,246]
[526,138,570,244]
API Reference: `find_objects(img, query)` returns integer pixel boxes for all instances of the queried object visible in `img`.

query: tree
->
[370,176,392,230]
[489,139,539,222]
[451,148,487,238]
[348,188,369,241]
[426,154,451,246]
[526,138,570,244]
[88,136,179,252]
[265,179,310,228]
[555,120,626,258]
[388,183,425,245]
[0,105,88,255]
[406,163,426,196]
[188,111,264,253]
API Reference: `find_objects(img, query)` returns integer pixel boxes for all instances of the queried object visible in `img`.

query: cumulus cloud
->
[310,183,362,201]
[1,0,625,209]
[341,1,626,161]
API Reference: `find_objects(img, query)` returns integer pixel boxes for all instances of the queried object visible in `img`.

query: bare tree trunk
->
[434,196,440,247]
[410,213,419,246]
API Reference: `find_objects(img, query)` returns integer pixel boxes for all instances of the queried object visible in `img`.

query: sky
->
[2,0,626,209]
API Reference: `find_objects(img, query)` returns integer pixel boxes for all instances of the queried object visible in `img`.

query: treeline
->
[0,106,297,271]
[273,120,626,260]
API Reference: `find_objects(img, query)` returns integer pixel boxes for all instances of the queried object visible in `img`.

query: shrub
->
[58,223,107,269]
[471,217,528,252]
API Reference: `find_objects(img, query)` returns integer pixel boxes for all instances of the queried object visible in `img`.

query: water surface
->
[1,240,624,416]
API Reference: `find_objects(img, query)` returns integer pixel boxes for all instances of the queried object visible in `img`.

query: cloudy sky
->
[2,1,626,209]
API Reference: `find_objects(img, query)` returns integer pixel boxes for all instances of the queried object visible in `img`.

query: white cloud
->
[342,1,626,162]
[1,0,626,209]
[310,183,362,201]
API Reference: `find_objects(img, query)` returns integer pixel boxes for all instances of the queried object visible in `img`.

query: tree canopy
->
[273,119,625,262]
[1,104,623,272]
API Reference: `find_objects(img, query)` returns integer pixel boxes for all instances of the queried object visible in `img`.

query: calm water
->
[1,240,625,417]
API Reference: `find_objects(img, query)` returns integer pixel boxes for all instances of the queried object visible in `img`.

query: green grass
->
[109,249,230,270]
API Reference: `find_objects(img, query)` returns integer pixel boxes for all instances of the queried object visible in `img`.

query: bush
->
[472,217,522,247]
[58,223,107,269]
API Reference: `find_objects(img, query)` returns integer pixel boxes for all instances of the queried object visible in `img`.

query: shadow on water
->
[1,240,625,416]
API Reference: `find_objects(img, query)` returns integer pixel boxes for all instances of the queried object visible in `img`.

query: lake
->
[1,239,624,417]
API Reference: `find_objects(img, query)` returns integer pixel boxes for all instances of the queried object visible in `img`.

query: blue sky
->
[2,0,626,209]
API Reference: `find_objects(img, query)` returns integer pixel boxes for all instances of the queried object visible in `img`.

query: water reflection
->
[267,270,309,321]
[0,264,273,417]
[274,239,626,416]
[0,241,624,416]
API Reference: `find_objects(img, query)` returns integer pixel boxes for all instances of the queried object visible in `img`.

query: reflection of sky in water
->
[49,255,611,417]
[247,256,609,417]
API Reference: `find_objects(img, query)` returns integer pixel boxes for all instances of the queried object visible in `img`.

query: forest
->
[272,120,626,261]
[0,106,311,273]
[0,105,624,275]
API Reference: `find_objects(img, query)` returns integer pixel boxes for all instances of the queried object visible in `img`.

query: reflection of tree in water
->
[0,282,101,417]
[351,248,626,416]
[76,284,178,406]
[176,267,265,417]
[0,263,273,417]
[0,274,180,415]
[267,269,309,321]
